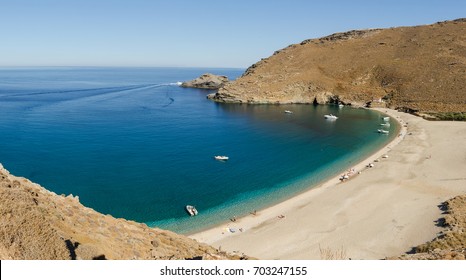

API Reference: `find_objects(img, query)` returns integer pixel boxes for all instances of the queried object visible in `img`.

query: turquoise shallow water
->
[0,67,397,234]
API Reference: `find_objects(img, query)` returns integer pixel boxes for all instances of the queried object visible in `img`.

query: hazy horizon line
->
[0,65,247,70]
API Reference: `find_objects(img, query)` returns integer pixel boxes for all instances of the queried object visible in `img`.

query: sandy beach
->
[190,109,466,259]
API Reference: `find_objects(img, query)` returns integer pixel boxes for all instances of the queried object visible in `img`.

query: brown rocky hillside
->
[210,19,466,115]
[0,164,244,260]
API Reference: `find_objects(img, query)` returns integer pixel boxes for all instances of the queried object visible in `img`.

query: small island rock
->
[181,73,229,89]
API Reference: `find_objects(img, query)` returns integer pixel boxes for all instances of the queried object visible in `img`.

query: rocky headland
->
[181,73,229,89]
[209,19,466,119]
[0,163,246,260]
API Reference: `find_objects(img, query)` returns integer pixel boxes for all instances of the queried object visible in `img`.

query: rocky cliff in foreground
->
[0,164,244,260]
[210,19,466,115]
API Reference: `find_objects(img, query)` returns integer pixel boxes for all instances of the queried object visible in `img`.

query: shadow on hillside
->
[64,239,107,260]
[65,239,79,260]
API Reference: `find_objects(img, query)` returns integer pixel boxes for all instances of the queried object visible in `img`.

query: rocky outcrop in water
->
[0,163,247,260]
[181,73,229,89]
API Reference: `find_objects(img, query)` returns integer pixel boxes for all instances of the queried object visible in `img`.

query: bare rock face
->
[181,73,229,89]
[0,163,248,260]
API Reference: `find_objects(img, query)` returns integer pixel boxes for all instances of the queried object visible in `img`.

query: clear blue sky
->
[0,0,464,68]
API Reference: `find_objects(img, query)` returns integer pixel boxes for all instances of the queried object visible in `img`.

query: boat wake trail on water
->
[3,82,180,99]
[156,82,182,108]
[162,97,175,108]
[3,82,182,111]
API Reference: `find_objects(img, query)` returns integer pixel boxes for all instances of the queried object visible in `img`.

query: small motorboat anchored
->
[214,155,229,161]
[284,110,293,114]
[378,129,389,134]
[324,114,338,120]
[382,117,390,121]
[186,205,198,216]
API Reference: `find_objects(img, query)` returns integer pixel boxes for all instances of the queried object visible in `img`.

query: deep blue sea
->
[0,67,397,234]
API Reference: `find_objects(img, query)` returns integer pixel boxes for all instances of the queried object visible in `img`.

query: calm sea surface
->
[0,67,397,233]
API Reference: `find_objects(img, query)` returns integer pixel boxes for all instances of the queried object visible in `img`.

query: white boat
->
[186,205,198,216]
[380,123,391,126]
[382,117,390,121]
[338,104,344,108]
[214,155,229,161]
[324,114,338,120]
[284,110,293,114]
[378,129,389,134]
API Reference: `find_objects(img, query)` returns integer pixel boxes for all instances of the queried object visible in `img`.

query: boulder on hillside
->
[181,73,229,89]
